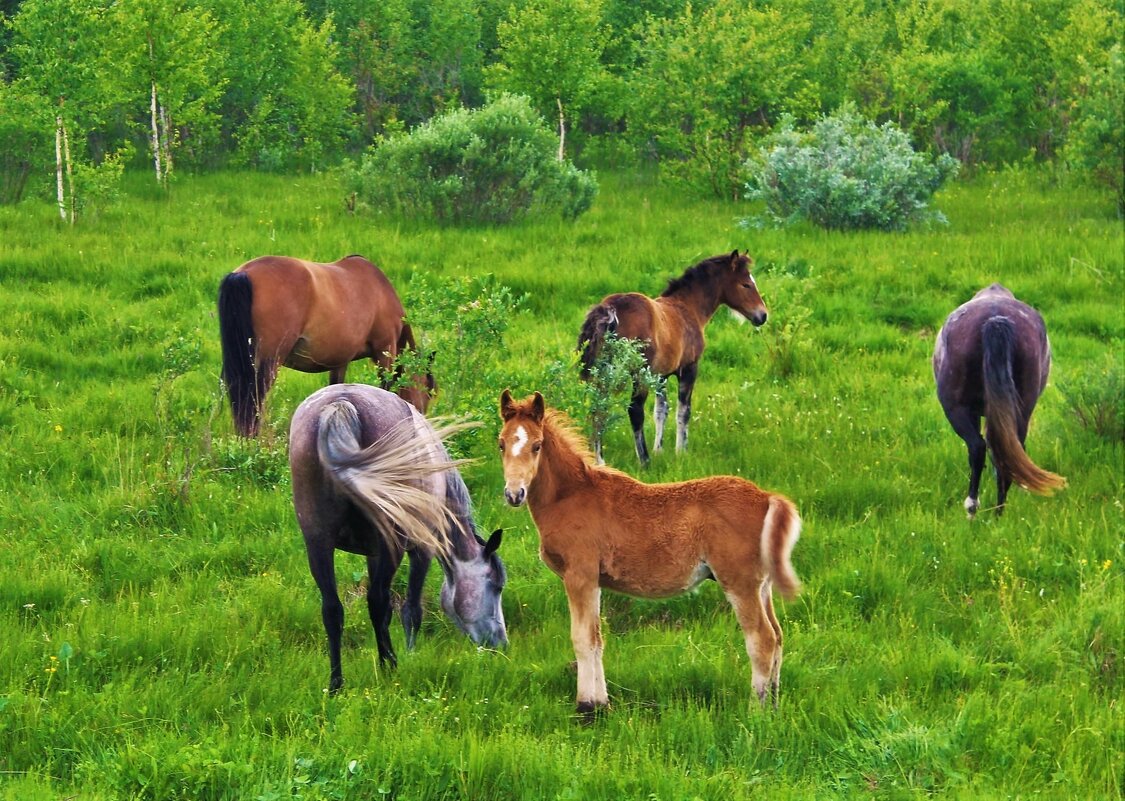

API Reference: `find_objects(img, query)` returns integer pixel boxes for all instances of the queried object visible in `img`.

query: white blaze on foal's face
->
[511,425,529,456]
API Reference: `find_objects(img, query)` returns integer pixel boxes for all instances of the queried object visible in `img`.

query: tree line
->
[1,0,1121,215]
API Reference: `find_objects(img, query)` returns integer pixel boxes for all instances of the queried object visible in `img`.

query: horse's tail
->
[761,495,802,600]
[316,401,474,558]
[396,320,417,354]
[577,302,618,378]
[981,316,1066,495]
[218,271,264,437]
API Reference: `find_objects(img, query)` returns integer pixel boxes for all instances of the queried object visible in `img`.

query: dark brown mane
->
[661,253,739,298]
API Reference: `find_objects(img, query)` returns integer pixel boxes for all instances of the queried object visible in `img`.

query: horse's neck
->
[665,281,721,324]
[437,516,481,576]
[528,426,588,509]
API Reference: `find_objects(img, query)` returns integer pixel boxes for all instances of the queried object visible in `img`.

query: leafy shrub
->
[0,80,51,205]
[347,93,597,224]
[744,105,960,231]
[1065,44,1124,214]
[396,273,527,456]
[1060,355,1125,443]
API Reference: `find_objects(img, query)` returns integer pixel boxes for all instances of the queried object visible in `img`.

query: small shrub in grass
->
[539,332,659,447]
[743,105,959,231]
[1059,355,1124,442]
[347,94,598,225]
[398,273,527,456]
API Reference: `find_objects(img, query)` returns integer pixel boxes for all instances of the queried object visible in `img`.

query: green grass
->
[0,168,1121,800]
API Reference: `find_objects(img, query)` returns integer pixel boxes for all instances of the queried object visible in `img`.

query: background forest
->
[1,0,1123,211]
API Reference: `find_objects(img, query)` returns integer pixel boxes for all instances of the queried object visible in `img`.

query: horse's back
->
[239,255,406,369]
[935,285,1049,407]
[291,384,421,462]
[600,292,696,374]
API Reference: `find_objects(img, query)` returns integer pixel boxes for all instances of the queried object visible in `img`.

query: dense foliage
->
[0,0,1122,211]
[745,106,960,231]
[346,94,597,224]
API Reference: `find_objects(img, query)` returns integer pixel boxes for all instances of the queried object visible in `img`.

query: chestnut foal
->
[498,390,801,715]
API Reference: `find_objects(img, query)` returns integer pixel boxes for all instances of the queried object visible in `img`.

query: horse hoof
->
[575,701,609,725]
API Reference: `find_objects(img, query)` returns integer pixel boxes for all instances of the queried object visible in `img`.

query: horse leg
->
[653,383,669,453]
[945,405,986,517]
[761,580,783,708]
[628,383,650,465]
[401,548,432,650]
[720,575,780,707]
[675,362,698,453]
[563,574,608,716]
[365,542,404,669]
[329,365,347,384]
[306,544,346,693]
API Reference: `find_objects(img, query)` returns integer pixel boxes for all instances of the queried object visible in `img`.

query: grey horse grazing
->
[289,384,507,692]
[933,284,1066,517]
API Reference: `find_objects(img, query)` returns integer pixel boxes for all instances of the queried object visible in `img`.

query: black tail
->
[218,272,264,437]
[982,316,1065,494]
[577,303,618,378]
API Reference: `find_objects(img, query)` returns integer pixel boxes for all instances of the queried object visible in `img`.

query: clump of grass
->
[1059,354,1125,442]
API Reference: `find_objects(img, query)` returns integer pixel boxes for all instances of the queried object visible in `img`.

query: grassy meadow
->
[0,168,1121,800]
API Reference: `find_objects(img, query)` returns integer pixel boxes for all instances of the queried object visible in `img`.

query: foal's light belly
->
[598,559,714,599]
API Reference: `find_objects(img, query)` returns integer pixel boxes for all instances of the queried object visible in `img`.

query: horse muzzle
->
[750,310,768,327]
[504,485,527,507]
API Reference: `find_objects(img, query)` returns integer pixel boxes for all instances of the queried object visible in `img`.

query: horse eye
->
[498,440,505,453]
[531,442,542,454]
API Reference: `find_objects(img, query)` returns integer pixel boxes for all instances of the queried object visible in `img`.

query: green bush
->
[346,93,597,224]
[1065,43,1124,214]
[0,80,51,205]
[743,105,960,231]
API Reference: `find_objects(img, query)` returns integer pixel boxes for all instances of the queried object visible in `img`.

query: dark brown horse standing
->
[498,390,801,715]
[218,254,433,437]
[933,284,1066,516]
[291,384,507,693]
[577,251,768,464]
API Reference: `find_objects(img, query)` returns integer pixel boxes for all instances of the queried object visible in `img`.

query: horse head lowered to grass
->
[933,283,1066,516]
[219,254,435,436]
[577,250,768,465]
[290,384,506,693]
[498,389,801,716]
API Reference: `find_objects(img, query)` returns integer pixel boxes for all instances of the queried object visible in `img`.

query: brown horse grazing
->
[498,390,801,715]
[218,254,434,437]
[291,384,507,693]
[933,284,1066,517]
[577,250,768,465]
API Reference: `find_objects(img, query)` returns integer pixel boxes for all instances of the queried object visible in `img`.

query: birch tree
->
[8,0,111,222]
[486,0,608,161]
[110,0,225,187]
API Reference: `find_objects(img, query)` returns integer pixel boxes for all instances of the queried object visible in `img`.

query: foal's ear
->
[729,249,741,267]
[484,528,502,556]
[530,391,546,422]
[500,389,516,420]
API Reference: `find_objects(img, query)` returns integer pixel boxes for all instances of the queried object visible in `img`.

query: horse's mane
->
[660,253,737,298]
[542,408,634,481]
[543,409,597,465]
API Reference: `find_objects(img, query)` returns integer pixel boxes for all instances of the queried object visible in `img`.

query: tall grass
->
[0,168,1121,799]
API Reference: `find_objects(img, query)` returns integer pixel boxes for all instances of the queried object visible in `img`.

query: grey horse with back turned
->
[289,384,507,692]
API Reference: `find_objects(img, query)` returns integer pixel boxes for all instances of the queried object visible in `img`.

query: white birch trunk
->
[150,82,163,184]
[557,97,566,162]
[62,121,74,224]
[55,114,66,221]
